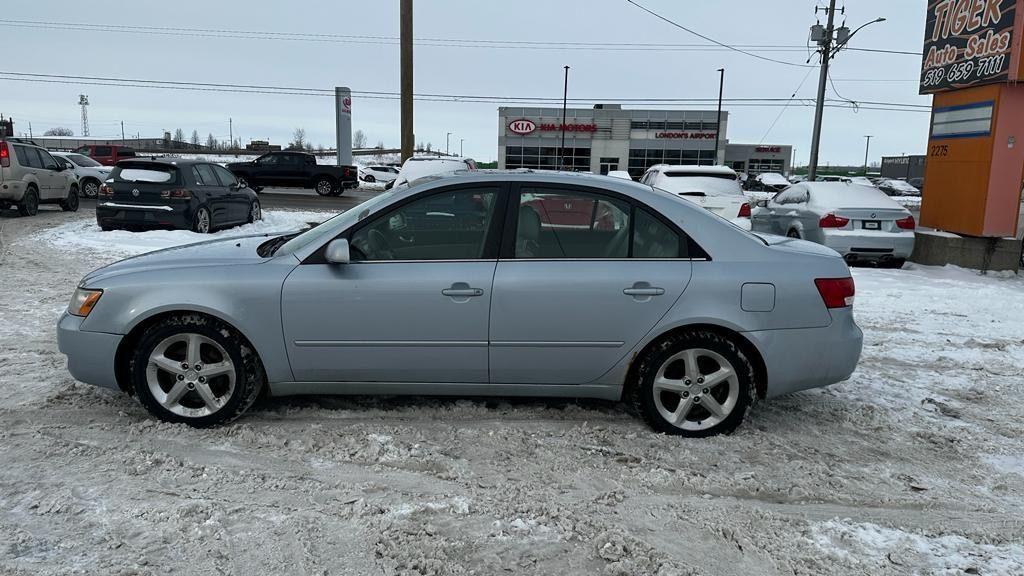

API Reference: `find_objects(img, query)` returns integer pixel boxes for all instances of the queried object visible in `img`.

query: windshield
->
[275,189,399,256]
[67,154,102,167]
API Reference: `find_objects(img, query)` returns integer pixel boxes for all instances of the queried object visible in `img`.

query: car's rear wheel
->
[131,315,264,427]
[82,178,100,199]
[630,330,755,437]
[60,185,80,212]
[363,174,376,183]
[247,199,261,223]
[880,258,906,269]
[192,207,211,233]
[315,177,335,196]
[786,229,801,239]
[17,187,39,216]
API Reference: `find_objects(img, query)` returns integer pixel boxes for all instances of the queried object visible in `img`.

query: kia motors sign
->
[920,0,1017,94]
[507,119,537,135]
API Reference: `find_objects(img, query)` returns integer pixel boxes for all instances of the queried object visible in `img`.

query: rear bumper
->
[0,180,27,202]
[57,313,122,391]
[744,307,863,398]
[96,201,192,229]
[822,230,915,260]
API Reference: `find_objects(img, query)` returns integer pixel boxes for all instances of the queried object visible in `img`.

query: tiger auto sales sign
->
[920,0,1018,93]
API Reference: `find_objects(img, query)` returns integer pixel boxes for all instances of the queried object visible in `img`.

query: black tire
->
[60,185,80,212]
[786,229,801,239]
[130,314,265,427]
[100,224,117,232]
[247,199,261,223]
[17,187,39,216]
[81,178,100,199]
[629,330,757,437]
[192,206,212,233]
[364,174,376,183]
[880,258,906,269]
[314,177,336,196]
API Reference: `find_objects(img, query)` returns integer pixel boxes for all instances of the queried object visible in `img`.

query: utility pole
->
[121,121,125,142]
[460,138,464,157]
[714,68,724,165]
[807,0,837,182]
[862,135,872,175]
[559,65,570,170]
[446,132,452,156]
[400,0,414,162]
[229,117,233,149]
[28,122,32,139]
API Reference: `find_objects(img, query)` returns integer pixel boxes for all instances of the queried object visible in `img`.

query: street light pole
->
[863,135,873,175]
[446,132,452,156]
[714,68,724,165]
[460,138,464,157]
[807,0,837,182]
[560,65,569,170]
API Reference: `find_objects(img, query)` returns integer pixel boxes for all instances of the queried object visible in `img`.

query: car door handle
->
[623,287,665,296]
[442,285,484,297]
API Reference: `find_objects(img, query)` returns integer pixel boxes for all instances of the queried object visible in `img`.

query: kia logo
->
[508,119,537,135]
[132,189,140,197]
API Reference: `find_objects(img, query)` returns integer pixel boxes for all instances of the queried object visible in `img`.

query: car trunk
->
[677,192,748,219]
[108,164,181,203]
[832,207,908,232]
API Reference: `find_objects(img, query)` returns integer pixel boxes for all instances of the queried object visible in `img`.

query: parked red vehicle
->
[73,144,137,166]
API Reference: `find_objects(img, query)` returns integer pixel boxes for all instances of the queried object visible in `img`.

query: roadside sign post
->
[335,87,352,167]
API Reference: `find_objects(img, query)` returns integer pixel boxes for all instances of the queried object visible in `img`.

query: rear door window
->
[194,164,219,186]
[516,188,631,259]
[93,146,112,157]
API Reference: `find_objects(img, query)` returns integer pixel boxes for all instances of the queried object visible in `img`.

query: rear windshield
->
[112,165,178,183]
[663,172,735,180]
[656,175,744,196]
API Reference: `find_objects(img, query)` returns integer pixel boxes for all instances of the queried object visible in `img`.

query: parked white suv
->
[359,165,399,184]
[640,164,751,229]
[0,138,79,215]
[52,152,113,198]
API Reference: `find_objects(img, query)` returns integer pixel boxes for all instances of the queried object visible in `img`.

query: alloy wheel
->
[249,201,261,223]
[651,348,740,432]
[84,180,100,198]
[194,209,211,233]
[316,179,333,196]
[146,333,236,418]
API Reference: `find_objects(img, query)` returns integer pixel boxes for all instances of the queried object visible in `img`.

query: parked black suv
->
[226,152,358,196]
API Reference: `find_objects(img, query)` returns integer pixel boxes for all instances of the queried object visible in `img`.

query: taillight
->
[895,215,915,230]
[98,183,113,197]
[0,142,8,168]
[815,277,855,309]
[160,188,192,199]
[737,202,751,218]
[819,213,850,228]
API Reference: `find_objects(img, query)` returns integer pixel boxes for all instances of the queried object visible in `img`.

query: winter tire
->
[18,187,39,216]
[192,207,212,233]
[247,200,261,223]
[131,315,265,427]
[82,178,100,199]
[315,177,335,196]
[60,185,80,212]
[630,330,756,437]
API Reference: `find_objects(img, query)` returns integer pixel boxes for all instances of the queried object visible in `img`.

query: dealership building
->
[497,105,791,178]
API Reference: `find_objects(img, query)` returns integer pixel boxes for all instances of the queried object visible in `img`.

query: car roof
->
[649,164,737,176]
[115,158,211,166]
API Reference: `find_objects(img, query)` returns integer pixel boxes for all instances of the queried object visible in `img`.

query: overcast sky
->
[1,0,929,165]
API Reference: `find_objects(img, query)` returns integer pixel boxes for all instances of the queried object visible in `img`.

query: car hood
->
[81,234,279,286]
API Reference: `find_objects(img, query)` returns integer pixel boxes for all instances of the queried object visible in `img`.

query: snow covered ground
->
[1,208,1022,575]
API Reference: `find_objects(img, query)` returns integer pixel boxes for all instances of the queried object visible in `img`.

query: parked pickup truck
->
[226,151,358,196]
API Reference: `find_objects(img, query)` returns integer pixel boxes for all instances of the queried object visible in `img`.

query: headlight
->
[69,288,103,317]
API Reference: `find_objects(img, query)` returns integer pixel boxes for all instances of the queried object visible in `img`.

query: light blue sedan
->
[58,171,862,437]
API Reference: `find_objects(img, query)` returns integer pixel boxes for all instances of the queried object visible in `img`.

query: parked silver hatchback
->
[58,172,862,437]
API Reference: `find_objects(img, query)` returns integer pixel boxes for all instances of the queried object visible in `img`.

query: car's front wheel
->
[631,330,756,437]
[131,315,264,427]
[82,178,100,199]
[60,185,79,212]
[363,174,376,183]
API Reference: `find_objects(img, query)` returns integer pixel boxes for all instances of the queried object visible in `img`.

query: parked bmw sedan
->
[96,159,261,233]
[59,171,862,437]
[750,182,915,268]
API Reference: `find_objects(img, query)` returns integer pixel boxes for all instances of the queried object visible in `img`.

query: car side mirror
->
[47,163,62,171]
[325,238,350,264]
[229,182,240,191]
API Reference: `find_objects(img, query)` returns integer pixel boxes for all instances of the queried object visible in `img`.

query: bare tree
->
[173,128,185,145]
[206,133,217,149]
[290,127,307,150]
[376,140,385,149]
[425,142,432,152]
[43,127,74,136]
[190,130,200,147]
[352,129,367,149]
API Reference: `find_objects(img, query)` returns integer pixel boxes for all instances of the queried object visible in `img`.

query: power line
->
[759,65,819,144]
[0,71,931,111]
[624,0,814,67]
[0,18,922,56]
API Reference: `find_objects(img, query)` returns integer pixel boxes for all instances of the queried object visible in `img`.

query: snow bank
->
[33,210,334,258]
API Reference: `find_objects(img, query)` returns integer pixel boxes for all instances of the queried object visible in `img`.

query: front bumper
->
[744,307,863,398]
[822,230,915,260]
[57,312,123,391]
[96,201,192,230]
